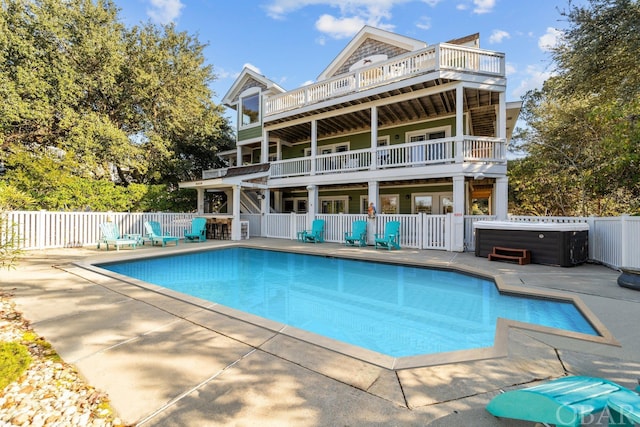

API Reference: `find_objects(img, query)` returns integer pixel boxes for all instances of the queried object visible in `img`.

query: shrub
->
[0,341,32,390]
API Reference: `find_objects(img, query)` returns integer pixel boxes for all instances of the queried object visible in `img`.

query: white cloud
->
[146,0,184,24]
[472,0,495,14]
[538,27,563,52]
[510,64,554,98]
[416,16,431,30]
[456,3,468,10]
[505,62,516,76]
[316,14,367,39]
[265,0,407,38]
[489,29,510,44]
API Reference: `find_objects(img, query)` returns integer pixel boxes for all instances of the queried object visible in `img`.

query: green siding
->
[279,117,462,159]
[238,125,262,141]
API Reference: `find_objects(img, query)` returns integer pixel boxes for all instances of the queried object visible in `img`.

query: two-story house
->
[180,26,521,250]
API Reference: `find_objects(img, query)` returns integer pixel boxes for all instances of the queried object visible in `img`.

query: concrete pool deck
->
[4,238,640,426]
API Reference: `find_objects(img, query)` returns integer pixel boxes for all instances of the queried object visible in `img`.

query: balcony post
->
[455,83,464,163]
[367,181,379,243]
[370,106,378,171]
[196,188,205,214]
[261,129,269,163]
[494,176,508,221]
[231,185,242,240]
[451,175,465,252]
[310,119,317,175]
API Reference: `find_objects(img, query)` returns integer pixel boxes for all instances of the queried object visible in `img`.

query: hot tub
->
[474,221,589,267]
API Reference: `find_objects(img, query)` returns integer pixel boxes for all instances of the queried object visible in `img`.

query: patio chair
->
[344,220,367,247]
[486,376,640,427]
[297,219,325,243]
[143,220,179,247]
[184,217,207,243]
[98,222,138,251]
[374,221,401,250]
[607,390,640,426]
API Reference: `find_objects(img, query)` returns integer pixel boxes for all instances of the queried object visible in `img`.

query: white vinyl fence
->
[3,210,639,269]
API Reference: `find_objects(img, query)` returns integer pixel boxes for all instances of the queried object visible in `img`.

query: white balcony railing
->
[267,136,505,179]
[265,43,505,116]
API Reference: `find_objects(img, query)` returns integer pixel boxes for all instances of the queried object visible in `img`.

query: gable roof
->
[317,26,427,82]
[221,67,286,109]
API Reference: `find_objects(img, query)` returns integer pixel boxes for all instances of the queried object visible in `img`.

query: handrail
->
[264,43,505,116]
[267,136,505,178]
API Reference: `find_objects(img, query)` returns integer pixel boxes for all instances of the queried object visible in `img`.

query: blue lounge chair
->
[144,221,179,247]
[297,219,325,243]
[184,217,207,243]
[98,222,138,251]
[607,391,640,426]
[486,376,640,427]
[374,221,401,250]
[344,220,367,247]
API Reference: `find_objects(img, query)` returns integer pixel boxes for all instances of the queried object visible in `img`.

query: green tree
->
[0,0,233,210]
[509,0,640,216]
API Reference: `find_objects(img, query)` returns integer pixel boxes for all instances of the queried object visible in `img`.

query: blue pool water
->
[99,248,597,358]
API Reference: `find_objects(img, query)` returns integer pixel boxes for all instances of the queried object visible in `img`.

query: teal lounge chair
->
[486,376,640,427]
[98,222,138,251]
[608,391,640,426]
[297,219,325,243]
[144,220,179,247]
[344,220,367,247]
[184,217,207,243]
[374,221,401,250]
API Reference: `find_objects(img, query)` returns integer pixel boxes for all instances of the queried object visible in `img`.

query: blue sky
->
[113,0,583,119]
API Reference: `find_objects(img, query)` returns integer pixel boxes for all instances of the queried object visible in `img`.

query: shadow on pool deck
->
[5,238,640,426]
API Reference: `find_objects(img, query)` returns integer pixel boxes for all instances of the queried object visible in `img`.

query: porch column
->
[261,129,269,163]
[455,84,464,163]
[231,185,242,240]
[370,106,378,171]
[452,175,465,252]
[367,181,379,244]
[495,176,508,220]
[310,120,317,175]
[497,91,506,140]
[276,140,282,160]
[261,189,270,237]
[306,184,317,225]
[196,188,205,214]
[236,146,243,166]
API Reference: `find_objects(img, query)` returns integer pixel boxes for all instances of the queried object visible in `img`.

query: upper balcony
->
[264,43,505,118]
[202,135,505,181]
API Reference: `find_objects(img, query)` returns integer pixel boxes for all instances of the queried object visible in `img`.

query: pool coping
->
[75,241,620,371]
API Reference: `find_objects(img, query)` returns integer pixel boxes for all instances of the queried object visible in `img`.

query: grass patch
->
[0,341,32,390]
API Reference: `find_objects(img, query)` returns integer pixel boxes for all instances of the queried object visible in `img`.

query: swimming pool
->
[98,248,597,359]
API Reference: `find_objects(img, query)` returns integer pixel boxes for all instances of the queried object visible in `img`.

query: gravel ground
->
[0,290,123,427]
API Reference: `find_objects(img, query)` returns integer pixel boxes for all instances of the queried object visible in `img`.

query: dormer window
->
[240,91,260,127]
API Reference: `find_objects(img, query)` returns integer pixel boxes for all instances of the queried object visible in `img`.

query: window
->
[380,194,398,214]
[407,126,451,163]
[240,92,260,127]
[320,197,348,214]
[283,198,307,213]
[305,142,350,156]
[411,192,453,214]
[413,195,433,214]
